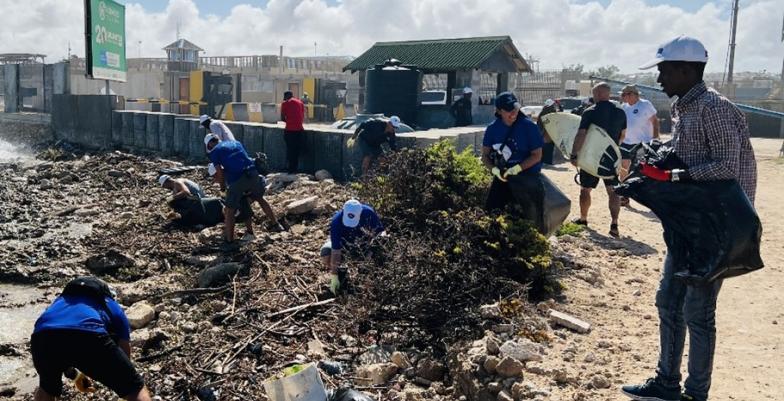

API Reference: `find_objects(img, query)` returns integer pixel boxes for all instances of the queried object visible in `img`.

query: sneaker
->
[609,223,620,238]
[681,394,701,401]
[621,378,681,401]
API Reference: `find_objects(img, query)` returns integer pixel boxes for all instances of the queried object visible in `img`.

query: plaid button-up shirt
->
[671,81,757,204]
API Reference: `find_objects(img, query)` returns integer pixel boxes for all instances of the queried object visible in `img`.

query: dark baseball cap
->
[283,91,293,99]
[495,92,521,112]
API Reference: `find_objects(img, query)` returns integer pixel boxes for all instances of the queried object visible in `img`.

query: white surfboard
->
[540,112,621,179]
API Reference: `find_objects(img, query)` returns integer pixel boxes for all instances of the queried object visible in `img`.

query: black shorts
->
[30,329,144,398]
[358,138,383,158]
[578,170,619,189]
[620,143,638,160]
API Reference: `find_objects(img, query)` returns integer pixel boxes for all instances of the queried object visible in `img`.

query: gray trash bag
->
[328,388,376,401]
[541,175,571,237]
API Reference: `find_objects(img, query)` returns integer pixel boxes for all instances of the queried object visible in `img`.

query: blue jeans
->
[655,253,723,401]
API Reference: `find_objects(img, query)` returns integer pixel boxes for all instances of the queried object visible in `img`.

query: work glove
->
[639,162,670,181]
[491,167,506,182]
[329,274,341,295]
[503,164,523,179]
[650,138,662,147]
[347,138,356,148]
[74,372,96,393]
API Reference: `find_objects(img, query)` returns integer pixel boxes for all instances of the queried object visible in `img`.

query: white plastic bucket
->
[263,363,327,401]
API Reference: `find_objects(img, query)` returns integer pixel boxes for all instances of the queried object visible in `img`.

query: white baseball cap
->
[207,163,217,176]
[544,99,555,107]
[199,114,210,125]
[158,175,171,186]
[341,199,363,228]
[204,133,219,152]
[388,116,401,128]
[639,35,708,70]
[463,87,473,94]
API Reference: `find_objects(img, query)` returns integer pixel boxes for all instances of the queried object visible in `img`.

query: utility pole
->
[727,0,739,84]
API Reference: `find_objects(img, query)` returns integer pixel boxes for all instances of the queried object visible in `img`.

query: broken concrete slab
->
[285,195,319,215]
[549,310,592,333]
[126,301,156,330]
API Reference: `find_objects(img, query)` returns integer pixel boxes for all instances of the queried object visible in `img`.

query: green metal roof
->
[343,36,530,73]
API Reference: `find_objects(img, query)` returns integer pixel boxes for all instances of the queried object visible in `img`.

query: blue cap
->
[495,92,521,112]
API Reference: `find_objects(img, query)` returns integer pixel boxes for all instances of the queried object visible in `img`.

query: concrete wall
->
[0,113,53,144]
[51,95,123,148]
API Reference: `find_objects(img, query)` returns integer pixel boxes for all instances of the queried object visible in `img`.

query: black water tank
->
[364,60,421,126]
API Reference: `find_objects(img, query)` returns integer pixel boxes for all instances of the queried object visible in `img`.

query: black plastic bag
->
[328,388,376,401]
[541,175,571,237]
[170,197,254,227]
[615,145,763,283]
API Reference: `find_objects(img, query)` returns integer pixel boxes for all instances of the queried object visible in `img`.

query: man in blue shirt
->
[481,92,545,232]
[205,134,283,243]
[30,277,151,401]
[320,199,385,294]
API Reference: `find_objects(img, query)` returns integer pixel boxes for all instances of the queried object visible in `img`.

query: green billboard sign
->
[84,0,127,82]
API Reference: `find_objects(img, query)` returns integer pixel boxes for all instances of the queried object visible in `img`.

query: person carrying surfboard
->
[619,84,660,206]
[570,82,627,237]
[481,91,545,232]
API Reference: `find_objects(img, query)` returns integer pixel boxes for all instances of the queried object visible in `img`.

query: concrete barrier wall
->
[0,112,53,144]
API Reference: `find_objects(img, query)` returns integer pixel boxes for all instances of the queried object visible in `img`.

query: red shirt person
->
[280,91,306,172]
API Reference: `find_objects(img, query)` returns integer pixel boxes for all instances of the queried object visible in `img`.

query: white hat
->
[544,99,555,107]
[341,199,363,228]
[639,35,708,70]
[199,115,210,125]
[158,175,171,186]
[463,87,473,94]
[207,163,217,176]
[204,133,219,152]
[388,116,401,128]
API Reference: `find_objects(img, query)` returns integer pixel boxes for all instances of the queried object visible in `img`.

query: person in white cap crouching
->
[450,87,474,127]
[320,199,385,295]
[158,174,205,201]
[200,115,235,142]
[348,116,400,176]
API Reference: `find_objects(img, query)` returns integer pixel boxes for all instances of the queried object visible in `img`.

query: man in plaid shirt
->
[621,36,757,401]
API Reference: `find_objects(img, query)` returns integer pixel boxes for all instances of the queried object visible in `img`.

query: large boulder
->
[126,302,156,330]
[495,357,523,378]
[416,359,447,382]
[198,263,246,288]
[285,196,319,215]
[499,339,543,362]
[314,169,333,181]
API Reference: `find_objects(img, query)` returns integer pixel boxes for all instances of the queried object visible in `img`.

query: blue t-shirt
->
[482,115,544,174]
[330,205,384,250]
[34,295,131,341]
[208,141,255,184]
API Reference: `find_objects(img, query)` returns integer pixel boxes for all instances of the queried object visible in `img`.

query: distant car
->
[419,90,448,105]
[521,106,544,120]
[556,97,589,113]
[330,113,415,132]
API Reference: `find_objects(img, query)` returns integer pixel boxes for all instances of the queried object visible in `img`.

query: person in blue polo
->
[30,277,152,401]
[204,133,283,244]
[481,91,545,232]
[320,199,385,294]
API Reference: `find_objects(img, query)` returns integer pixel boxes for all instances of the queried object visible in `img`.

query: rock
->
[197,263,246,288]
[549,310,591,334]
[268,173,299,184]
[497,389,514,401]
[499,339,543,362]
[126,302,156,329]
[285,196,319,215]
[85,249,135,275]
[483,356,500,374]
[307,339,327,358]
[632,289,642,297]
[583,352,596,363]
[480,303,502,319]
[551,367,578,385]
[358,345,394,365]
[495,356,524,378]
[0,386,17,397]
[487,382,502,395]
[492,324,514,334]
[391,351,411,369]
[589,374,611,389]
[340,334,357,347]
[413,376,432,387]
[107,170,124,177]
[314,169,333,181]
[180,321,198,333]
[290,224,307,235]
[356,363,399,385]
[39,179,53,190]
[486,336,501,355]
[417,359,447,382]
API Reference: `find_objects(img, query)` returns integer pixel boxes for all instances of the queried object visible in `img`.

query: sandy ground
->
[538,137,784,400]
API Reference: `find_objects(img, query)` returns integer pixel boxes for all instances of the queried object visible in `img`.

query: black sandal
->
[609,223,620,238]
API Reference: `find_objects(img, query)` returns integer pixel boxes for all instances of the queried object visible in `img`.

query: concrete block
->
[242,124,264,155]
[262,126,287,171]
[189,119,204,162]
[261,103,278,123]
[133,112,147,149]
[158,113,175,155]
[173,117,190,157]
[51,94,78,142]
[76,95,115,148]
[549,310,591,334]
[121,111,134,148]
[312,130,344,180]
[111,111,123,145]
[145,112,159,151]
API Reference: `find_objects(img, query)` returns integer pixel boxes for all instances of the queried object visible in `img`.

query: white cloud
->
[0,0,780,73]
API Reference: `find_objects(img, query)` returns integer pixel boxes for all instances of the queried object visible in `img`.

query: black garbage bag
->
[327,388,376,401]
[615,144,763,283]
[541,175,571,237]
